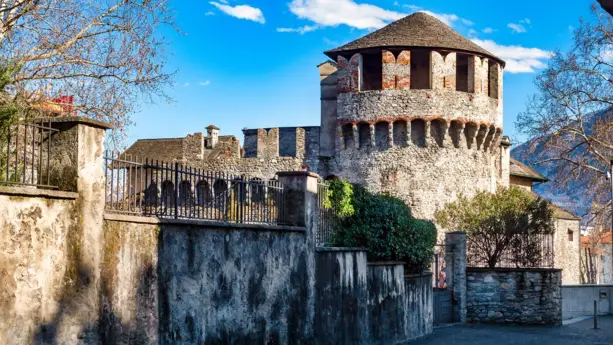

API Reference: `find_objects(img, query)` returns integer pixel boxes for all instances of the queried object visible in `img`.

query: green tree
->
[434,186,555,268]
[326,180,437,273]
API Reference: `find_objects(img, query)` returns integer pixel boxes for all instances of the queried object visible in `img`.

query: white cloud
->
[472,39,552,73]
[276,25,319,34]
[461,18,474,26]
[508,18,531,33]
[467,29,477,37]
[199,81,211,86]
[183,82,191,87]
[210,1,265,24]
[205,11,215,16]
[507,23,526,33]
[289,0,404,29]
[483,27,495,34]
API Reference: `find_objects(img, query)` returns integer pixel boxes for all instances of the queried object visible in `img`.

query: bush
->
[434,186,555,268]
[326,180,437,273]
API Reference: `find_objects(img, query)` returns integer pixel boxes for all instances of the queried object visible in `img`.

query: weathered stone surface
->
[466,268,562,325]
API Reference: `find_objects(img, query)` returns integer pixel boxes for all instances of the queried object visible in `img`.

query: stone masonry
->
[466,268,562,325]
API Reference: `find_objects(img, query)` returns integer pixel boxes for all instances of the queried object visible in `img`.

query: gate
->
[432,245,453,325]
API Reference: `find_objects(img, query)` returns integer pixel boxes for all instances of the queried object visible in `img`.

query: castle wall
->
[337,89,501,128]
[319,62,338,158]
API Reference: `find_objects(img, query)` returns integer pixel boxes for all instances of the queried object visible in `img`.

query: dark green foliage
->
[326,180,437,273]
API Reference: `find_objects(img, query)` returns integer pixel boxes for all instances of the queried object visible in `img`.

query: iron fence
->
[316,182,338,246]
[467,232,555,268]
[432,244,449,289]
[0,121,58,189]
[104,151,288,225]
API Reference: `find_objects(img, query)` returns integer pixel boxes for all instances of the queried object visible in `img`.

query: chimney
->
[206,125,220,148]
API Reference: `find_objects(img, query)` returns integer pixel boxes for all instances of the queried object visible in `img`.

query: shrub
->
[434,186,555,268]
[326,180,437,273]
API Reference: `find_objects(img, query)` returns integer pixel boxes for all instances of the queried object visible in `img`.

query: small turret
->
[206,125,220,148]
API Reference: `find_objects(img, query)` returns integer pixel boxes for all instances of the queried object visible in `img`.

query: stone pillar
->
[45,116,112,342]
[276,171,319,339]
[445,231,467,323]
[387,122,394,148]
[500,136,512,187]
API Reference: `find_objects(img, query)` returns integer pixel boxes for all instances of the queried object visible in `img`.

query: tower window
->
[410,49,431,90]
[568,230,574,242]
[362,52,383,91]
[456,54,470,92]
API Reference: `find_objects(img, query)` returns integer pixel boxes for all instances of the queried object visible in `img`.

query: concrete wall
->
[405,272,433,339]
[466,268,562,325]
[561,285,613,319]
[367,263,407,345]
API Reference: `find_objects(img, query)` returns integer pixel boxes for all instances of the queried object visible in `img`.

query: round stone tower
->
[320,12,509,220]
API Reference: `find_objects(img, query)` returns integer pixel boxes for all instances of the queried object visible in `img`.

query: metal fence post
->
[174,162,179,219]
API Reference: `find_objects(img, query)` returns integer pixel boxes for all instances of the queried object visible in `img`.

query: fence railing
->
[467,232,555,268]
[104,152,288,225]
[0,121,59,189]
[316,182,338,246]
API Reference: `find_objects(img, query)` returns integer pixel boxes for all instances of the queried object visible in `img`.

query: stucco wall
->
[158,221,314,345]
[466,268,562,325]
[0,189,86,344]
[555,218,581,285]
[404,272,433,339]
[561,285,613,319]
[367,263,407,345]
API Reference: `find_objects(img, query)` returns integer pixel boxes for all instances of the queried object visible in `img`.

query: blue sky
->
[127,0,595,147]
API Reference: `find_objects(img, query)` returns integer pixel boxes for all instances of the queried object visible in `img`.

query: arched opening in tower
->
[393,120,408,147]
[464,122,478,149]
[362,52,383,91]
[449,120,463,148]
[341,123,355,149]
[374,121,389,150]
[430,119,446,147]
[410,49,431,90]
[358,122,371,149]
[410,119,426,147]
[456,53,470,92]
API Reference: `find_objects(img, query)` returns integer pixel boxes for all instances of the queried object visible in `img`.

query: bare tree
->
[517,4,613,221]
[0,0,175,140]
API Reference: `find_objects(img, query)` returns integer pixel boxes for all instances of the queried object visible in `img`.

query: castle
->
[125,13,581,283]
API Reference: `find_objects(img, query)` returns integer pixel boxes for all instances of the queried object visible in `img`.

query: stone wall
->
[466,268,562,325]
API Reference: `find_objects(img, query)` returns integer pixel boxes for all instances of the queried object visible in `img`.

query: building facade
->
[124,12,581,282]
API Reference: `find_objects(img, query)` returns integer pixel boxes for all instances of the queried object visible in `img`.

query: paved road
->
[410,316,613,345]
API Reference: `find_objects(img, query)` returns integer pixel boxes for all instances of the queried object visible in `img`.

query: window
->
[410,49,431,90]
[488,60,499,99]
[568,230,574,242]
[456,54,470,92]
[361,52,383,91]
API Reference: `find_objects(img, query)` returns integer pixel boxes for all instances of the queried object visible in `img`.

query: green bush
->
[326,180,437,273]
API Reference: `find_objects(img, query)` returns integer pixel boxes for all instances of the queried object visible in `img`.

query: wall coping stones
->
[563,284,613,288]
[34,116,114,130]
[0,186,78,200]
[103,213,308,232]
[467,267,562,273]
[367,261,406,266]
[276,171,321,179]
[405,271,433,279]
[316,247,368,252]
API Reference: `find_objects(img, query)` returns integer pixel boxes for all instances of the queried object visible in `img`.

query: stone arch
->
[161,180,175,206]
[432,51,456,90]
[358,122,371,149]
[250,178,265,203]
[464,122,478,149]
[374,121,389,150]
[341,123,355,149]
[144,180,159,206]
[396,50,411,89]
[449,120,463,148]
[179,180,193,206]
[213,179,227,198]
[474,56,489,95]
[196,180,212,206]
[475,124,489,150]
[430,119,446,147]
[392,120,408,147]
[382,50,397,90]
[411,118,426,147]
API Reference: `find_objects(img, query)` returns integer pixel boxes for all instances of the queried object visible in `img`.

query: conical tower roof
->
[325,12,504,67]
